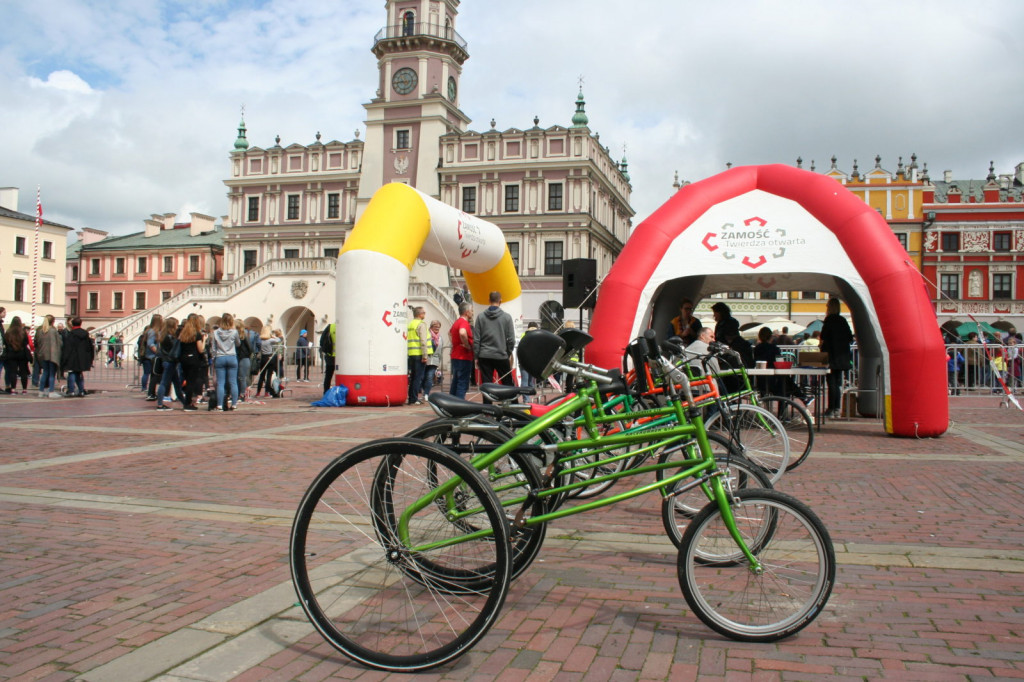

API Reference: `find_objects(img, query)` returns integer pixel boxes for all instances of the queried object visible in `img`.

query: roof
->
[0,205,75,230]
[79,224,224,252]
[930,179,1024,203]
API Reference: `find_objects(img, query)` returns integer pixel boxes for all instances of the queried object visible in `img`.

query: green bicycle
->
[290,329,836,672]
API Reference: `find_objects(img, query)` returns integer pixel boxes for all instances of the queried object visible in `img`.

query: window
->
[90,258,100,275]
[287,195,300,220]
[135,291,146,309]
[112,292,124,311]
[284,249,299,259]
[14,278,25,302]
[42,241,53,259]
[87,292,98,311]
[137,256,147,274]
[895,233,908,250]
[760,291,778,300]
[327,193,340,219]
[189,255,200,272]
[544,241,563,276]
[115,257,125,275]
[396,129,410,149]
[993,274,1012,299]
[41,281,51,304]
[801,291,817,300]
[161,291,172,302]
[507,242,520,271]
[941,232,959,252]
[994,232,1011,252]
[402,10,415,35]
[243,250,258,273]
[324,248,339,259]
[548,183,563,211]
[71,265,79,282]
[727,292,744,299]
[15,236,26,255]
[462,187,477,214]
[69,298,78,316]
[940,273,960,300]
[247,196,260,222]
[504,185,520,212]
[163,255,174,273]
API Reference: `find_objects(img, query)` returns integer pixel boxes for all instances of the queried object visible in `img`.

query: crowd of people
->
[135,312,316,412]
[946,329,1023,394]
[1,307,95,396]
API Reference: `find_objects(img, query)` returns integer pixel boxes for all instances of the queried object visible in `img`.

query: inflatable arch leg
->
[333,183,522,405]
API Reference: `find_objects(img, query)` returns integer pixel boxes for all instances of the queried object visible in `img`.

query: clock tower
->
[356,0,470,216]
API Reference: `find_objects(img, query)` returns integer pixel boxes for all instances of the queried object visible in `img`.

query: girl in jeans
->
[211,313,240,410]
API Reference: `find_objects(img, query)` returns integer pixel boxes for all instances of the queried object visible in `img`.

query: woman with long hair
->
[177,316,206,411]
[210,312,240,410]
[234,319,253,402]
[2,316,32,394]
[143,313,164,399]
[34,315,62,397]
[154,317,187,411]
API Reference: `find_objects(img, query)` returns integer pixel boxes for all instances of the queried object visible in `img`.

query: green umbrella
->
[952,320,1002,340]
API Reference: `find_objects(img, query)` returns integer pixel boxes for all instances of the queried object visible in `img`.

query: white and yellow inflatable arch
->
[333,183,521,405]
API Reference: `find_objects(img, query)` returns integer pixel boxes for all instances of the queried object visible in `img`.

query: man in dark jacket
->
[820,297,854,416]
[473,291,516,389]
[61,317,95,397]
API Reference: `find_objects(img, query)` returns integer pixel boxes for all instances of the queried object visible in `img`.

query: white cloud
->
[28,69,95,94]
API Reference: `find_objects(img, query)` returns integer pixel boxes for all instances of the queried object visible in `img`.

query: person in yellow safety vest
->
[319,323,336,394]
[407,306,430,405]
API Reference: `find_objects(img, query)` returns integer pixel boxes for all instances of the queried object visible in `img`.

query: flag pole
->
[32,186,42,332]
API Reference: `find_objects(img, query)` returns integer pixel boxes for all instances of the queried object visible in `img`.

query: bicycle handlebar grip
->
[643,328,661,360]
[663,336,684,356]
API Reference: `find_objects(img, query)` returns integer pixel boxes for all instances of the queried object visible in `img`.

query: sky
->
[3,0,1023,238]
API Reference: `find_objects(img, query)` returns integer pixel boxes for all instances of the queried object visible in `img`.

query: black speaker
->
[562,258,597,309]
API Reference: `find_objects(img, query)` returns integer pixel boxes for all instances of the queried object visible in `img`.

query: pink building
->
[72,213,223,328]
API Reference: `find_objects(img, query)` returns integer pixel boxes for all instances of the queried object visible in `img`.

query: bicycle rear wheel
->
[405,418,548,582]
[758,395,814,470]
[290,438,511,672]
[704,403,790,483]
[678,489,835,642]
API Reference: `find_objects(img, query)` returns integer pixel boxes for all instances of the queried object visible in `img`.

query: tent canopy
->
[953,320,1002,340]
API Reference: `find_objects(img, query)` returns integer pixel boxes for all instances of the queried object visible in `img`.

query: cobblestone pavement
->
[1,380,1023,681]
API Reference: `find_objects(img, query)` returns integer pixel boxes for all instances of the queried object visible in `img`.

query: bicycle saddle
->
[427,392,504,419]
[480,383,536,402]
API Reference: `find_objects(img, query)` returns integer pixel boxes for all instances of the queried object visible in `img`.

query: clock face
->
[447,76,457,102]
[392,67,417,95]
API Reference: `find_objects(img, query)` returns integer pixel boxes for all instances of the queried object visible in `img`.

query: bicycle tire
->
[290,438,511,672]
[678,488,835,642]
[405,419,548,582]
[657,433,774,549]
[704,403,790,483]
[758,395,814,470]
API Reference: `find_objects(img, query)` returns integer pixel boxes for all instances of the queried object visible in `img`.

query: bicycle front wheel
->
[705,404,790,483]
[290,438,511,672]
[658,433,774,549]
[678,489,835,642]
[758,395,814,470]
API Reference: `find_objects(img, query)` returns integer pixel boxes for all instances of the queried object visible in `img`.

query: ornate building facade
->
[221,0,632,330]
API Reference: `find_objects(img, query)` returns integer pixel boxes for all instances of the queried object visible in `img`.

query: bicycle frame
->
[398,373,762,569]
